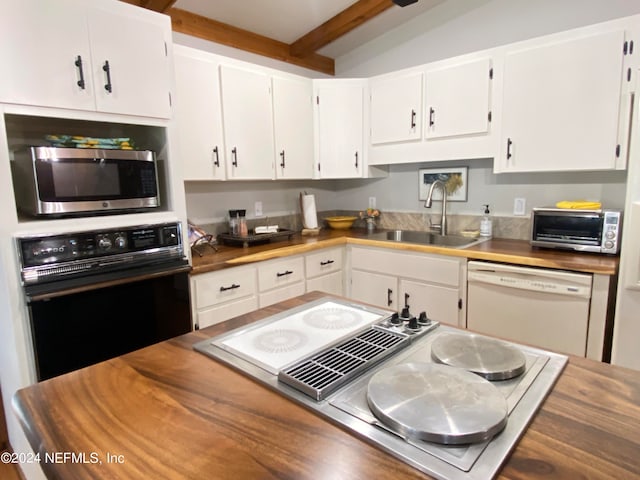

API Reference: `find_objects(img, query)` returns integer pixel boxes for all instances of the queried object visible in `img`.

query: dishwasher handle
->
[468,270,592,298]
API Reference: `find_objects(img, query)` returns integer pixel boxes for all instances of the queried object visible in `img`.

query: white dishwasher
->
[467,261,592,356]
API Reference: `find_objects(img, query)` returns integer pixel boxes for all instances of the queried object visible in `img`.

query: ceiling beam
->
[168,8,335,75]
[289,0,395,58]
[120,0,176,12]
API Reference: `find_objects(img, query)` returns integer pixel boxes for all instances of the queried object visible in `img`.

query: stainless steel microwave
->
[11,147,160,217]
[530,207,622,254]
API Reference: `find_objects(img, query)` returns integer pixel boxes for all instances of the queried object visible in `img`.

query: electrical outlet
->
[254,201,263,217]
[368,197,376,209]
[514,198,526,216]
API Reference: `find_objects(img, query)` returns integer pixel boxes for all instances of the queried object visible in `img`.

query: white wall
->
[332,160,627,216]
[336,0,640,77]
[185,180,343,225]
[173,32,331,79]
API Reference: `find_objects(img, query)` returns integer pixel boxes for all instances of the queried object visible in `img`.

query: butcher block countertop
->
[191,229,619,276]
[13,292,640,480]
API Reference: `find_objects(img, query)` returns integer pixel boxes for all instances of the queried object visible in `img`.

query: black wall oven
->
[17,222,192,381]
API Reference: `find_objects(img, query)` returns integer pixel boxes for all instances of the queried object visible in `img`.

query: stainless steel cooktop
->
[194,296,568,480]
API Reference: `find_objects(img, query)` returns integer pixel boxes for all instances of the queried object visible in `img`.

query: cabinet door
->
[350,270,397,310]
[174,47,226,180]
[0,0,95,111]
[273,76,314,179]
[315,82,364,178]
[307,271,344,296]
[370,71,422,144]
[220,65,275,179]
[425,58,492,139]
[499,30,625,172]
[88,5,172,119]
[399,279,462,327]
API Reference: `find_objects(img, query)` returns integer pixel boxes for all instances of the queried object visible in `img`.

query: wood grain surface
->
[191,229,619,276]
[13,292,639,480]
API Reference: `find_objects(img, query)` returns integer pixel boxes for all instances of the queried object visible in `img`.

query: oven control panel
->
[17,222,184,285]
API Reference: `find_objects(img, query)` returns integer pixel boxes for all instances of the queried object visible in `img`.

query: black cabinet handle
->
[410,109,416,129]
[280,150,285,168]
[429,107,435,127]
[506,138,513,159]
[213,146,220,167]
[232,147,238,167]
[387,288,393,307]
[102,60,112,93]
[74,55,85,89]
[276,270,293,277]
[404,292,410,308]
[355,151,358,168]
[320,260,334,266]
[220,283,240,292]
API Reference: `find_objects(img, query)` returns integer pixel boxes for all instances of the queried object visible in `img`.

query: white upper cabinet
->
[0,0,94,111]
[272,76,314,179]
[220,65,275,180]
[174,46,226,181]
[424,58,492,139]
[87,4,172,118]
[497,29,627,172]
[314,80,365,178]
[0,0,172,118]
[369,70,423,145]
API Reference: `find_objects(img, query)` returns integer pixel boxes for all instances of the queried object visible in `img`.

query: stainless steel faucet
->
[424,179,447,235]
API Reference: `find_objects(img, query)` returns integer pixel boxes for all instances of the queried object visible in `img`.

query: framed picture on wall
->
[418,167,468,202]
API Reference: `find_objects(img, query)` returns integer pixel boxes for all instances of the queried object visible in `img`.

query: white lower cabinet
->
[348,246,466,327]
[351,269,397,309]
[258,256,305,307]
[190,265,258,329]
[305,247,344,296]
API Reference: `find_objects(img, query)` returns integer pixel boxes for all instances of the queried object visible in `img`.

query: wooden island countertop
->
[13,292,640,480]
[191,229,619,276]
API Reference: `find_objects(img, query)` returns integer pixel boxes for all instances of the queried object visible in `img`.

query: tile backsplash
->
[200,210,531,241]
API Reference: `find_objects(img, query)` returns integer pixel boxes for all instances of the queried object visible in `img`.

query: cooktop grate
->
[278,327,409,401]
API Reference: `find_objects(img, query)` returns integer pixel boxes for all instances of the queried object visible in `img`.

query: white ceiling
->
[173,0,446,58]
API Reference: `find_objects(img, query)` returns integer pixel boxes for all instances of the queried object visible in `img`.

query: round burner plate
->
[302,307,362,330]
[252,329,308,353]
[367,363,508,445]
[431,333,527,381]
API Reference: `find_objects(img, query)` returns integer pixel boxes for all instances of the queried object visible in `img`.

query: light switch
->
[255,201,263,217]
[514,198,526,216]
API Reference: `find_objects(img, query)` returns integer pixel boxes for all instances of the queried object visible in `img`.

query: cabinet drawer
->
[192,266,257,310]
[197,296,259,329]
[351,246,460,286]
[258,257,304,291]
[305,247,343,278]
[306,270,344,296]
[259,282,306,308]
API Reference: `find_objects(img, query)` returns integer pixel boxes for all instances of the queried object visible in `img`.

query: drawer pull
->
[320,260,334,266]
[220,283,240,292]
[387,288,393,306]
[276,270,293,277]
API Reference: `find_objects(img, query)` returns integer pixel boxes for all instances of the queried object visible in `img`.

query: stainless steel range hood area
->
[194,297,567,480]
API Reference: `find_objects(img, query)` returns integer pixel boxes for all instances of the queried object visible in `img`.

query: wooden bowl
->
[324,216,358,229]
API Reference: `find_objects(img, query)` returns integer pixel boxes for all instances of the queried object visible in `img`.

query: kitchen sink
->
[368,230,485,248]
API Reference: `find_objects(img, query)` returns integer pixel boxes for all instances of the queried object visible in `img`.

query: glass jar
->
[228,209,238,236]
[237,209,248,237]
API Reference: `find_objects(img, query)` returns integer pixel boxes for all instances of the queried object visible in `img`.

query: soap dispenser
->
[480,204,493,238]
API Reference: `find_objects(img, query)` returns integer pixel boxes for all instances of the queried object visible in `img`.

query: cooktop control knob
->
[400,306,411,320]
[389,312,401,325]
[114,235,127,249]
[407,316,419,330]
[418,311,430,325]
[97,236,112,250]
